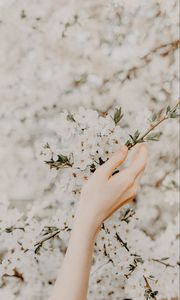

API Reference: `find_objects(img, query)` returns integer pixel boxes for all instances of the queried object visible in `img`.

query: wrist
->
[74,202,101,237]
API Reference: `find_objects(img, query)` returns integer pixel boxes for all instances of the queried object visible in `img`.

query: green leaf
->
[146,132,162,141]
[123,208,130,218]
[57,154,69,164]
[113,107,123,125]
[125,139,132,147]
[169,111,180,118]
[134,130,140,140]
[43,142,50,149]
[150,290,158,297]
[151,113,157,122]
[67,113,76,122]
[166,104,180,118]
[166,105,171,114]
[45,154,72,169]
[129,130,140,143]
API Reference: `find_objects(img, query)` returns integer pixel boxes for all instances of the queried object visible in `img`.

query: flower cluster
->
[0,102,179,300]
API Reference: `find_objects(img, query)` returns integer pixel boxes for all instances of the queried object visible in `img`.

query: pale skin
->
[49,144,148,300]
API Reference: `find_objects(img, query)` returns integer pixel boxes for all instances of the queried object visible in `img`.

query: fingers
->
[109,144,148,192]
[104,195,135,221]
[118,168,144,201]
[105,169,145,221]
[95,146,128,178]
[127,144,148,178]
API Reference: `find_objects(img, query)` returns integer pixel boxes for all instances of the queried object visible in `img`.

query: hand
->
[50,144,148,300]
[78,144,148,230]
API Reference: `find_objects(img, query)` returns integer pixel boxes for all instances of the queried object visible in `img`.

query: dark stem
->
[152,258,174,268]
[143,275,158,300]
[34,230,61,253]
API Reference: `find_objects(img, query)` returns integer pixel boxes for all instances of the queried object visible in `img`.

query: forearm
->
[49,205,98,300]
[49,145,148,300]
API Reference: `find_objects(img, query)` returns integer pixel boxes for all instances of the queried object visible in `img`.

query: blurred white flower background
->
[0,0,179,299]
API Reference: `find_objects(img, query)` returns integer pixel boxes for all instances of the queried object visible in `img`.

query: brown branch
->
[34,230,61,253]
[143,275,158,300]
[2,268,24,282]
[152,258,174,268]
[119,40,180,83]
[34,225,72,254]
[143,40,180,60]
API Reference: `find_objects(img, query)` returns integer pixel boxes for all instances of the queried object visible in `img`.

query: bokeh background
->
[0,1,179,299]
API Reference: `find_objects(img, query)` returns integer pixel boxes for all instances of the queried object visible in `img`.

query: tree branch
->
[126,100,180,149]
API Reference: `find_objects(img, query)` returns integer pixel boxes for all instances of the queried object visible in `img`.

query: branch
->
[34,225,72,254]
[126,100,180,149]
[2,268,24,282]
[115,232,130,252]
[34,230,61,246]
[143,275,158,300]
[34,230,61,254]
[117,40,180,83]
[152,258,174,268]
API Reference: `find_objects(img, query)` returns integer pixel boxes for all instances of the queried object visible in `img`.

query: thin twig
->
[118,40,180,83]
[34,230,61,253]
[143,275,158,300]
[127,100,180,149]
[34,230,61,247]
[152,258,174,268]
[2,268,24,282]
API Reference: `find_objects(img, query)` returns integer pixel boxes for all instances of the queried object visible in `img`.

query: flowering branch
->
[34,225,71,254]
[125,100,180,149]
[44,101,179,171]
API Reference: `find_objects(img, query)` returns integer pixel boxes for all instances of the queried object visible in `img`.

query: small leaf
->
[43,142,50,149]
[45,154,72,169]
[124,208,130,218]
[146,132,162,141]
[57,154,69,164]
[169,111,180,118]
[150,113,157,123]
[151,290,158,297]
[166,103,180,119]
[113,107,123,125]
[166,105,171,114]
[134,130,140,140]
[125,139,132,147]
[67,113,76,122]
[129,130,140,143]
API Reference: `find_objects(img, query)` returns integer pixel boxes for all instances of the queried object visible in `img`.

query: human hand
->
[51,144,148,300]
[77,144,148,230]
